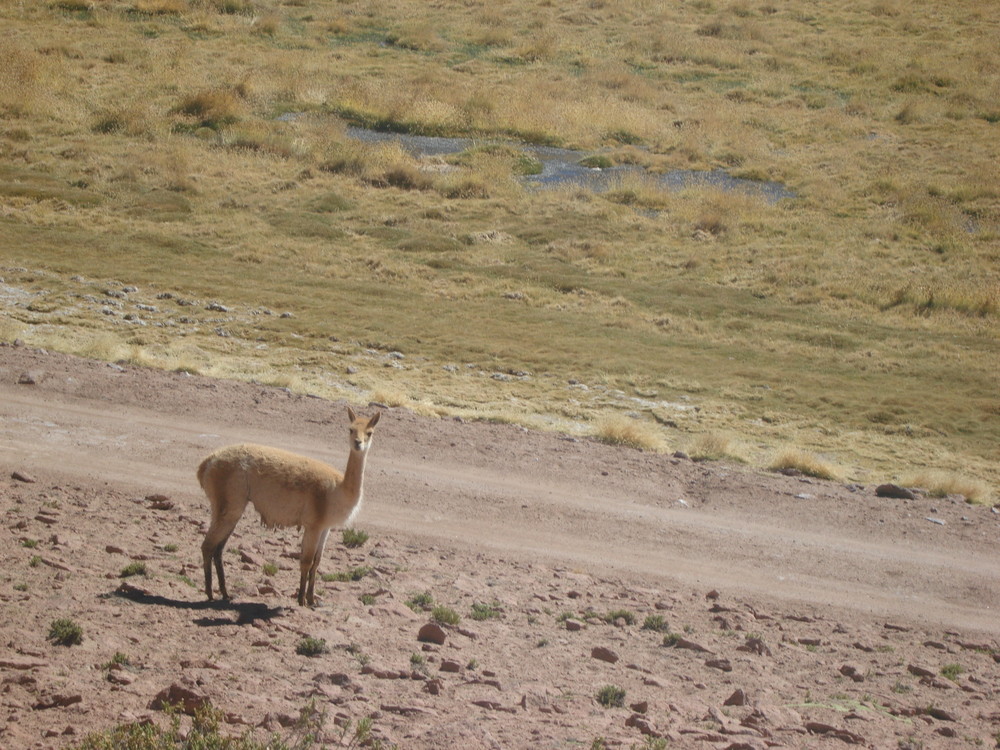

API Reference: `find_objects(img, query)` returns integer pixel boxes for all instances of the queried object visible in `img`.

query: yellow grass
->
[902,470,992,505]
[769,448,843,482]
[595,415,666,452]
[0,0,997,496]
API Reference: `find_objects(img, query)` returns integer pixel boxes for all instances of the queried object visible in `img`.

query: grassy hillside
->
[1,0,997,497]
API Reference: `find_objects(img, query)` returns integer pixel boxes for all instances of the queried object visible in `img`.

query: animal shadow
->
[112,585,286,626]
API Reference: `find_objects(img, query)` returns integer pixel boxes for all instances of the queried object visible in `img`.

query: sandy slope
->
[1,344,998,749]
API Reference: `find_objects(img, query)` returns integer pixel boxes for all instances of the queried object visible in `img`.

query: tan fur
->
[197,407,381,606]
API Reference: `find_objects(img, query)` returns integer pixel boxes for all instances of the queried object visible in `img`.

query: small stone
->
[424,679,443,695]
[908,663,936,678]
[723,688,748,706]
[705,658,732,672]
[839,664,865,682]
[150,683,209,715]
[591,646,620,664]
[439,660,461,673]
[674,637,712,653]
[417,622,447,645]
[564,618,584,632]
[876,483,915,500]
[11,470,37,483]
[34,693,83,710]
[17,372,38,385]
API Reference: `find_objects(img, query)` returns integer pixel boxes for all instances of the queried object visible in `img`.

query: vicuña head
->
[197,406,381,606]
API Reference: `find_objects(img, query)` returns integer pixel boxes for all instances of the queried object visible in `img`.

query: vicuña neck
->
[341,449,367,498]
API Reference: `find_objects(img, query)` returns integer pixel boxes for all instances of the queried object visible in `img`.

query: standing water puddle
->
[346,126,795,203]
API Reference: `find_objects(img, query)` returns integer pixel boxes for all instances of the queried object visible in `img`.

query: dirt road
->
[3,345,997,633]
[2,344,998,748]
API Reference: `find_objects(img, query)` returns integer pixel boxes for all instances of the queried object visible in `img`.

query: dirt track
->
[2,344,999,748]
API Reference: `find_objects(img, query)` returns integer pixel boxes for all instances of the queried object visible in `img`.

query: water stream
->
[345,126,795,202]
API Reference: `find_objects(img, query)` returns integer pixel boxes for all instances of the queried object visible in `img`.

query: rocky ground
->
[1,344,998,749]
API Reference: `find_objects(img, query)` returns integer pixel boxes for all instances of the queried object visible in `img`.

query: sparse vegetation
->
[642,614,669,632]
[295,637,328,657]
[263,562,279,577]
[48,617,84,646]
[322,566,371,582]
[603,609,636,626]
[596,684,626,708]
[470,601,502,621]
[342,528,369,548]
[431,606,461,626]
[71,702,325,750]
[120,562,148,578]
[406,591,434,612]
[940,663,965,681]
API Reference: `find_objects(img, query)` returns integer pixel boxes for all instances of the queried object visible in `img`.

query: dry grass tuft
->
[769,448,843,481]
[688,432,748,463]
[172,88,244,129]
[595,416,665,452]
[902,470,992,505]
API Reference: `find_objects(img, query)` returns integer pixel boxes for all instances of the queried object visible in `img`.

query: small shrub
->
[596,684,626,708]
[48,618,83,646]
[642,614,669,632]
[663,632,681,647]
[21,539,39,548]
[406,591,433,611]
[262,563,278,576]
[120,562,147,578]
[410,652,427,673]
[359,593,376,605]
[604,609,636,625]
[14,583,28,592]
[163,543,178,553]
[29,555,42,567]
[470,601,501,621]
[431,606,461,626]
[342,528,369,548]
[295,637,328,657]
[940,663,964,681]
[103,651,131,669]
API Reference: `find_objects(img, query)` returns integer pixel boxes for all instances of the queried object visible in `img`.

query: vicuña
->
[197,407,381,606]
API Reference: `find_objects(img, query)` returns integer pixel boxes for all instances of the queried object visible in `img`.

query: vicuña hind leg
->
[202,514,241,601]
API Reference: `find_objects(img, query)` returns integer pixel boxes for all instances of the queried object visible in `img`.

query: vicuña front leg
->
[298,527,329,606]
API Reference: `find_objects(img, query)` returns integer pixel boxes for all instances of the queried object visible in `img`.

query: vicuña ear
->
[348,406,358,422]
[368,411,381,428]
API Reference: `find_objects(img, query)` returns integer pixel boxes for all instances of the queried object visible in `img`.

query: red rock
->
[439,659,461,673]
[839,663,865,682]
[591,646,620,663]
[724,689,748,706]
[33,693,82,710]
[418,622,447,645]
[149,683,209,715]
